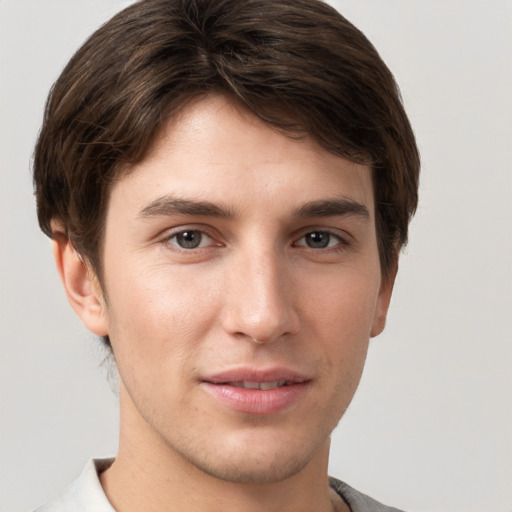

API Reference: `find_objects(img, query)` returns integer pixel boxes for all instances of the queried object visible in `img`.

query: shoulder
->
[329,477,407,512]
[33,459,115,512]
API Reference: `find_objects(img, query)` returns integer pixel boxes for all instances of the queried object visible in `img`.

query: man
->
[33,0,419,510]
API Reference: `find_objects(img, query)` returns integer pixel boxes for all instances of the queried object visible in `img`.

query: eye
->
[295,231,344,249]
[168,230,213,249]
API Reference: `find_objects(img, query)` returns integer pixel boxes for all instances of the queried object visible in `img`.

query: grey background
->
[1,1,511,511]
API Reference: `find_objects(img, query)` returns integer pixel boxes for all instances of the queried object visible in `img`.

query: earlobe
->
[370,257,398,338]
[52,234,109,337]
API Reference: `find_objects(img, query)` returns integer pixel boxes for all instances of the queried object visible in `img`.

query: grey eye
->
[304,231,331,248]
[296,231,342,249]
[172,230,206,249]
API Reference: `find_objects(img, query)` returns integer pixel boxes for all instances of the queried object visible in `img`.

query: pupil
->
[177,231,201,249]
[307,231,329,248]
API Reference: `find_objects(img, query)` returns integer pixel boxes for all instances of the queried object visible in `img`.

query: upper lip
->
[202,367,310,384]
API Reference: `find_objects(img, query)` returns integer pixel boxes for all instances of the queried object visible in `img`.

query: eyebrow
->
[138,196,235,219]
[138,195,370,221]
[293,199,370,221]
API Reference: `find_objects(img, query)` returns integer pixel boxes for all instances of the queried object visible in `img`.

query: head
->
[33,0,419,485]
[34,0,419,292]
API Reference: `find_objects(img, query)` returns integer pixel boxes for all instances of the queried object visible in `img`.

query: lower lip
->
[201,382,309,415]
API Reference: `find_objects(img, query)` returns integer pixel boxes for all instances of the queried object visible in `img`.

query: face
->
[87,94,394,483]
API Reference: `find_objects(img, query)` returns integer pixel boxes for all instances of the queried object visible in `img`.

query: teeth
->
[230,380,288,390]
[243,381,260,389]
[259,381,281,390]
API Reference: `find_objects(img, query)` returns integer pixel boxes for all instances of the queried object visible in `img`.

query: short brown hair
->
[34,0,419,280]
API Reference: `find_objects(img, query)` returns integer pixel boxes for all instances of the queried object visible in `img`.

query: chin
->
[171,426,329,485]
[192,452,311,485]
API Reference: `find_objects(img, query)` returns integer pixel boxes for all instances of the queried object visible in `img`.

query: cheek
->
[304,268,381,379]
[103,260,221,372]
[308,269,381,338]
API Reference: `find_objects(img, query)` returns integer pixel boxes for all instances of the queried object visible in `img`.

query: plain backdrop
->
[1,1,511,511]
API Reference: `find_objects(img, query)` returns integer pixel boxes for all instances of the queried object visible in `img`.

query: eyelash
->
[294,231,349,250]
[165,228,218,251]
[164,227,350,252]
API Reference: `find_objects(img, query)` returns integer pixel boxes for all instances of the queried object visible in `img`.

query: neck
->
[100,385,348,512]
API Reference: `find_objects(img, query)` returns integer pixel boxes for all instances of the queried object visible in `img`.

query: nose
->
[220,246,300,344]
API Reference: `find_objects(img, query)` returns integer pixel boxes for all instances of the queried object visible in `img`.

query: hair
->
[34,0,420,345]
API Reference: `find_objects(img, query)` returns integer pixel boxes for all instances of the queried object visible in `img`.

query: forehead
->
[110,94,374,220]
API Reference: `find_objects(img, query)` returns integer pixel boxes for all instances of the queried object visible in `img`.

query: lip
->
[200,367,310,415]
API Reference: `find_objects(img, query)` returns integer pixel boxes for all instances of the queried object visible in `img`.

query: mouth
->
[218,380,290,390]
[201,369,310,415]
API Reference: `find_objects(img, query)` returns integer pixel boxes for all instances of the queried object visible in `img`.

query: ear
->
[52,233,109,337]
[370,256,398,338]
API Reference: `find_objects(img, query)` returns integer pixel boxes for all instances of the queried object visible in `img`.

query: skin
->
[54,94,396,512]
